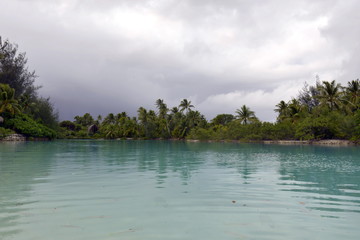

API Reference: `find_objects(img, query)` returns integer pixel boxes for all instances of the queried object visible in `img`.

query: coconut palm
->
[274,100,289,122]
[171,107,179,114]
[288,99,303,123]
[179,99,194,113]
[317,80,342,110]
[0,84,21,115]
[137,107,157,138]
[344,79,360,111]
[155,99,168,118]
[19,94,35,113]
[104,124,118,139]
[187,110,206,128]
[235,105,257,124]
[102,113,116,125]
[155,99,171,137]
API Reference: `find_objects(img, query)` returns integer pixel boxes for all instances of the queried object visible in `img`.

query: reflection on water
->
[275,145,360,217]
[0,140,359,240]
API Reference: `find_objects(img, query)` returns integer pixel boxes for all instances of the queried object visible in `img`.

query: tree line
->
[1,37,360,141]
[58,78,360,142]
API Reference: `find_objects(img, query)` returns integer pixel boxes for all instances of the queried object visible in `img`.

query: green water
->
[0,140,359,240]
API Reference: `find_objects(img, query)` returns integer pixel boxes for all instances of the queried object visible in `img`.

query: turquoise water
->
[0,140,359,240]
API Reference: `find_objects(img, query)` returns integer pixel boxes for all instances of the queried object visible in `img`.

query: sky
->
[1,0,359,122]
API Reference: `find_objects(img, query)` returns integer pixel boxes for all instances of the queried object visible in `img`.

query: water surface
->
[0,140,359,239]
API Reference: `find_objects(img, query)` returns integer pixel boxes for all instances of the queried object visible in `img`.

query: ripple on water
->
[0,141,360,240]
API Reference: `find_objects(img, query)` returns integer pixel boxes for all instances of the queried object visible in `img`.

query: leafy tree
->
[0,37,58,130]
[30,97,58,129]
[210,114,234,126]
[297,82,320,113]
[0,37,38,98]
[59,120,77,131]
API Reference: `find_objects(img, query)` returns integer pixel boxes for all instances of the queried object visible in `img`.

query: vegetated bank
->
[0,37,58,140]
[58,79,360,145]
[1,37,360,144]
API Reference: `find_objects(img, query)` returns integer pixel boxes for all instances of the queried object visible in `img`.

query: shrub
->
[0,127,15,139]
[4,114,57,139]
[295,115,340,140]
[186,127,213,140]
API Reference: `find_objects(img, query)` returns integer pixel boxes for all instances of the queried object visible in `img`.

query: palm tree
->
[235,105,257,124]
[288,99,303,123]
[317,80,342,110]
[95,115,102,125]
[19,94,35,113]
[155,99,168,118]
[179,99,194,113]
[104,124,118,139]
[187,110,205,128]
[171,107,179,114]
[0,84,21,115]
[137,107,148,127]
[103,113,116,125]
[138,107,157,138]
[155,99,170,137]
[345,79,360,111]
[274,100,289,122]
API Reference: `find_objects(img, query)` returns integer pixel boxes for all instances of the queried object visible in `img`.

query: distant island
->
[1,37,360,143]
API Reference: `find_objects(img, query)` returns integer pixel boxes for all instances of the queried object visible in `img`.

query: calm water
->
[0,140,359,240]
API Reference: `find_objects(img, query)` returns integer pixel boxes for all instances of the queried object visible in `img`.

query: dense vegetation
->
[1,37,359,142]
[58,79,360,142]
[0,37,58,139]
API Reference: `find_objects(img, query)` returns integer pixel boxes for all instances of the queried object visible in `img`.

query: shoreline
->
[1,134,357,146]
[186,139,357,146]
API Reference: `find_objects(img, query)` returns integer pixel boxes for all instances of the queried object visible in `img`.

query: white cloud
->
[197,80,303,121]
[0,0,359,121]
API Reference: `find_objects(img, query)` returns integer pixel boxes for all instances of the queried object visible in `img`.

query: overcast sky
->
[1,0,359,121]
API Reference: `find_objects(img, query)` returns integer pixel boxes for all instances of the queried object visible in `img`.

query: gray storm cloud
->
[0,0,359,121]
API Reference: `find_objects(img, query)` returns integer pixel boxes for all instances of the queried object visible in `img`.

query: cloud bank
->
[1,0,359,121]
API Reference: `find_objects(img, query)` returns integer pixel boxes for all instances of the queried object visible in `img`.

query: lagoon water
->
[0,140,359,240]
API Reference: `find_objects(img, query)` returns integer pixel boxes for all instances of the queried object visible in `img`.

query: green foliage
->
[235,105,258,124]
[0,127,15,139]
[0,83,21,115]
[0,37,38,98]
[210,114,234,126]
[59,120,77,131]
[30,97,58,129]
[187,127,213,140]
[74,113,95,127]
[295,113,342,140]
[4,113,57,139]
[351,110,360,141]
[0,37,58,131]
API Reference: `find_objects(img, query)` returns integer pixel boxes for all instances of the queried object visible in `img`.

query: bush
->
[4,114,57,139]
[295,115,340,140]
[0,127,15,139]
[186,127,213,140]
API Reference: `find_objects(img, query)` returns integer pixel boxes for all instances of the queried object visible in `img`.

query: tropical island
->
[1,38,360,143]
